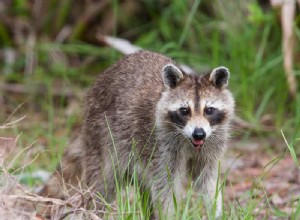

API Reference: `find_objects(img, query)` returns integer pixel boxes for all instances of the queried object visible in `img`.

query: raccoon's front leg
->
[84,153,117,209]
[151,173,175,219]
[150,152,181,219]
[195,162,222,218]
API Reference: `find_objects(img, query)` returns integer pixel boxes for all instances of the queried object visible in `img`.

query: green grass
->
[0,0,300,219]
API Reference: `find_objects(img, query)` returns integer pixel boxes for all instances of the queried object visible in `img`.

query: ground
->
[0,116,299,219]
[224,138,300,219]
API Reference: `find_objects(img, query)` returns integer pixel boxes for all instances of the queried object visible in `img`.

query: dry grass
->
[0,120,107,220]
[0,165,107,220]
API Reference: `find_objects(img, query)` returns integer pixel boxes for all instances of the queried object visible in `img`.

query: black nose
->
[192,128,206,140]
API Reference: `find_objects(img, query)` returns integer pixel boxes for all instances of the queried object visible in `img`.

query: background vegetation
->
[0,0,299,219]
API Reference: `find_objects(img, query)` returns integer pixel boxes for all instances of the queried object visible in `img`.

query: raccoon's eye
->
[179,107,190,116]
[205,107,216,115]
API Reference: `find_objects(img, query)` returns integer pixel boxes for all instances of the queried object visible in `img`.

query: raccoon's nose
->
[192,128,206,140]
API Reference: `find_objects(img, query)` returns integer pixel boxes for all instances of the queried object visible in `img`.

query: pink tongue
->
[192,140,204,146]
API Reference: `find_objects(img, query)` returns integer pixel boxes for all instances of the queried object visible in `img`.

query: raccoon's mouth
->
[190,139,205,150]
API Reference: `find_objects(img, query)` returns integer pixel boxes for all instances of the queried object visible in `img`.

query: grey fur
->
[40,51,235,219]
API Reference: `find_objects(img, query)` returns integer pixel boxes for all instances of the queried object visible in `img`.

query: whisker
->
[157,120,185,129]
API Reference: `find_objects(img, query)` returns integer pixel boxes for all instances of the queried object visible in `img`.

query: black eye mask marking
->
[168,110,189,127]
[206,109,226,126]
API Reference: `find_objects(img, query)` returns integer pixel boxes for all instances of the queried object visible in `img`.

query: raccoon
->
[40,51,235,218]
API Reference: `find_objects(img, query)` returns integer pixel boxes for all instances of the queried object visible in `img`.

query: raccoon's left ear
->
[209,66,230,88]
[162,64,184,89]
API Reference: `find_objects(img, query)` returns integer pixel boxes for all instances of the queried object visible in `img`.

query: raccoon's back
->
[83,51,175,147]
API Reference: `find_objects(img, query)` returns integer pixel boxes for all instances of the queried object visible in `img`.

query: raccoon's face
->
[156,64,234,151]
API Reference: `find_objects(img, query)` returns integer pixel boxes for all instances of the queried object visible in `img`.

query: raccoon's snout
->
[192,127,206,141]
[191,127,206,150]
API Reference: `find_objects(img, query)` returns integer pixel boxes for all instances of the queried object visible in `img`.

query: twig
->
[271,0,298,97]
[281,0,297,96]
[0,83,77,99]
[2,194,67,206]
[232,116,274,132]
[0,115,26,129]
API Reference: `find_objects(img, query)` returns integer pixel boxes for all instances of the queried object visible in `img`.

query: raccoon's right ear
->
[209,66,230,89]
[162,64,184,89]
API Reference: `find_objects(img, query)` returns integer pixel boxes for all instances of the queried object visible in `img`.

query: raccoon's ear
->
[162,64,184,89]
[209,66,230,88]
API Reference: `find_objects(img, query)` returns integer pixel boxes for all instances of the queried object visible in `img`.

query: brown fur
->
[40,51,234,218]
